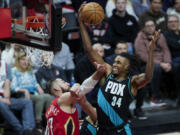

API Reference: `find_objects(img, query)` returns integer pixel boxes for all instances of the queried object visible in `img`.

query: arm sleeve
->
[79,76,98,97]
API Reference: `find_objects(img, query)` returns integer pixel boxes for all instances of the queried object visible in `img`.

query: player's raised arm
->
[78,4,105,65]
[131,30,161,95]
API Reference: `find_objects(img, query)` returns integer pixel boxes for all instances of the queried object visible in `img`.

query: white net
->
[26,47,54,68]
[24,17,54,68]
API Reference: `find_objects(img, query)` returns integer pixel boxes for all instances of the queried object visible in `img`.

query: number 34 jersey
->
[97,73,135,128]
[45,98,80,135]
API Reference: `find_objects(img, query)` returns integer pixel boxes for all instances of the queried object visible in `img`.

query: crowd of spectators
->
[0,0,180,134]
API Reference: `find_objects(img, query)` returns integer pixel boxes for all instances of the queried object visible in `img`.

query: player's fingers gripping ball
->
[80,2,105,25]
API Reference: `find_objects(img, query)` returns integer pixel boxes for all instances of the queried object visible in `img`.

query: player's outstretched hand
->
[93,61,106,74]
[149,29,161,51]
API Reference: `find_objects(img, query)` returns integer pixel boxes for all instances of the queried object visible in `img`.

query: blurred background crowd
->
[0,0,180,134]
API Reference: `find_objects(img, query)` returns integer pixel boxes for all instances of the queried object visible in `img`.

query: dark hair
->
[0,41,6,51]
[140,17,156,30]
[115,41,128,46]
[46,78,57,94]
[119,53,141,75]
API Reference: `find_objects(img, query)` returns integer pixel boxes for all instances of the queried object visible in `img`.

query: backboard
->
[0,0,62,51]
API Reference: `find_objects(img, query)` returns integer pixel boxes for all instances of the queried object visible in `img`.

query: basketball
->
[81,2,104,25]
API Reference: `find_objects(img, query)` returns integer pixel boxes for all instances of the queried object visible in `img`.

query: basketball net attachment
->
[26,47,54,67]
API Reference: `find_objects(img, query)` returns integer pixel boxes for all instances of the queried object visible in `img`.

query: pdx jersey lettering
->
[104,80,127,108]
[105,81,126,96]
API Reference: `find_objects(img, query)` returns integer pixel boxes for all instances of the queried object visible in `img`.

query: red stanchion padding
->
[0,8,11,39]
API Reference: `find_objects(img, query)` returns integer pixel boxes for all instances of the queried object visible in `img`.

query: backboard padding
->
[0,8,11,39]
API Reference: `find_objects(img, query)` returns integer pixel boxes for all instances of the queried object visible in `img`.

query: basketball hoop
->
[10,15,66,51]
[25,16,49,39]
[20,16,54,67]
[12,16,66,35]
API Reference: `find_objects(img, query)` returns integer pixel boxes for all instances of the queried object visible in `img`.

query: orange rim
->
[12,16,66,29]
[26,22,45,29]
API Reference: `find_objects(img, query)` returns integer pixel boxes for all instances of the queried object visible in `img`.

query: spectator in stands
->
[0,42,35,135]
[139,0,167,32]
[53,42,75,82]
[164,15,180,63]
[135,17,171,107]
[167,0,180,29]
[131,0,150,18]
[10,51,53,132]
[163,15,180,106]
[106,0,139,46]
[1,43,25,67]
[36,53,67,92]
[106,0,138,19]
[105,41,128,65]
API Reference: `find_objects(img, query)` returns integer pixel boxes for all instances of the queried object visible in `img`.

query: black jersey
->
[97,73,134,134]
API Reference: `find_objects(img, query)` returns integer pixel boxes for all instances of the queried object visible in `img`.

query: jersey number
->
[45,117,53,135]
[111,96,122,108]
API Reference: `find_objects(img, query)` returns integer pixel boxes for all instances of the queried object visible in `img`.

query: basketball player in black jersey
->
[77,3,161,135]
